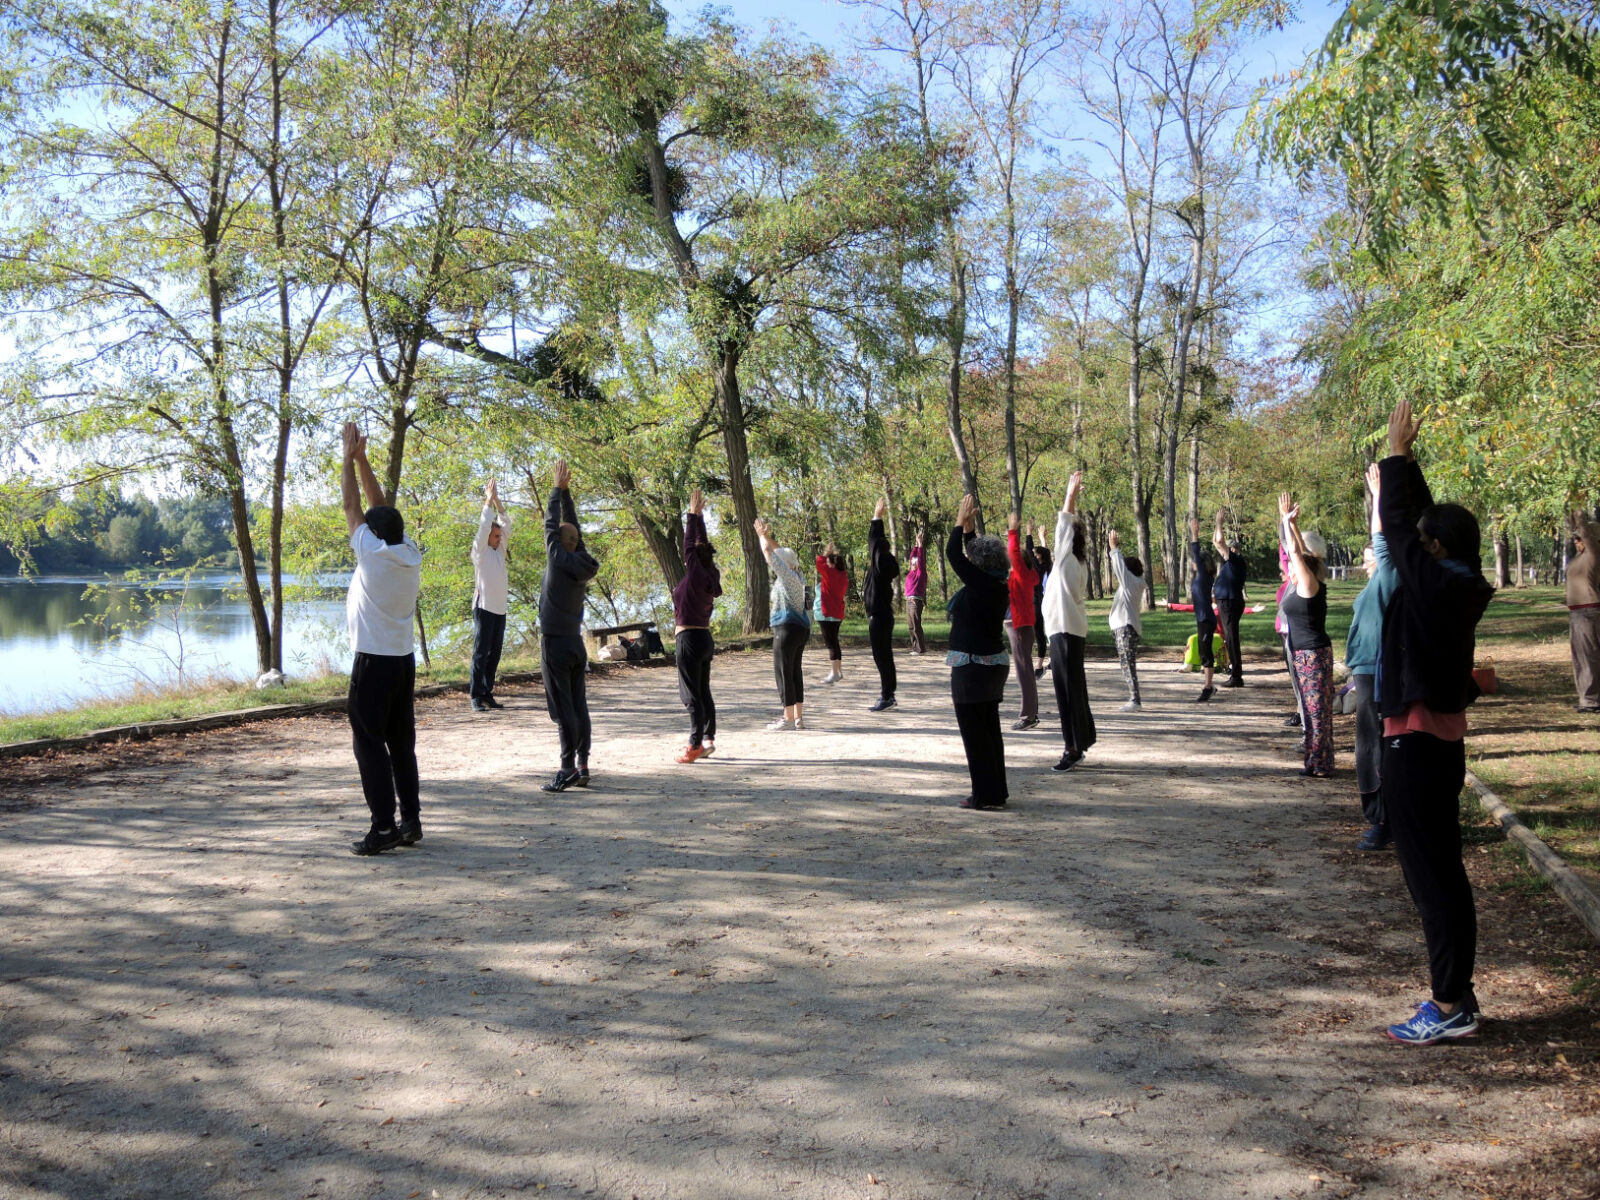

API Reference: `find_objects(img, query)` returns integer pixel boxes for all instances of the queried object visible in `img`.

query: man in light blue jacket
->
[1346,463,1400,850]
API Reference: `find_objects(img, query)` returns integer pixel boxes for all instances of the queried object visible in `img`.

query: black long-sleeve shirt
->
[862,518,900,618]
[540,488,600,636]
[1189,540,1215,623]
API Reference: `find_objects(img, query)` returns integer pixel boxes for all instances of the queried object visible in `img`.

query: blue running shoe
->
[1386,1000,1478,1045]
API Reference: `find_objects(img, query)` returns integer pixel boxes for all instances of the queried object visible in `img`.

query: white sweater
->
[1108,550,1142,635]
[1042,506,1088,637]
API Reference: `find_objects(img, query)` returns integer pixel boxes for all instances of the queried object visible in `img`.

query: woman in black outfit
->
[1026,523,1051,678]
[946,494,1012,811]
[1378,400,1495,1045]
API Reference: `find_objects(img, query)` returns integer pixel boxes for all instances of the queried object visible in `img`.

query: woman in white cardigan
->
[1041,470,1097,771]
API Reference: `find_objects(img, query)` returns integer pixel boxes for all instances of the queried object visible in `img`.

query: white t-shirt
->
[471,504,511,615]
[347,525,423,655]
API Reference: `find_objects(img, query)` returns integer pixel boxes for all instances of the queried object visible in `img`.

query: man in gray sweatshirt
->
[540,459,600,792]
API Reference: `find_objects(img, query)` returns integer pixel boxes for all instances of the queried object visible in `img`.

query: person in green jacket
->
[1346,463,1400,850]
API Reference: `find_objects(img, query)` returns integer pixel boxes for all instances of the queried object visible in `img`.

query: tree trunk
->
[1003,270,1022,517]
[1493,522,1510,589]
[715,345,769,633]
[1515,532,1524,586]
[636,510,685,592]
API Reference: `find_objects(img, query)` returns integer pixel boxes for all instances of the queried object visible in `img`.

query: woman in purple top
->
[671,488,722,763]
[904,534,928,654]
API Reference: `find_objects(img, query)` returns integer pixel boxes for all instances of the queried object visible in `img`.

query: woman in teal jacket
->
[1346,463,1399,850]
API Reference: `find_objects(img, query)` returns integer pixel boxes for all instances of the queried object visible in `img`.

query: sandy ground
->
[1,644,1596,1200]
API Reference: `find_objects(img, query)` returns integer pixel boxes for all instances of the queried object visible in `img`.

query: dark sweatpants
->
[1048,632,1096,755]
[541,633,591,770]
[773,620,809,706]
[1352,673,1384,826]
[819,619,842,661]
[1383,731,1476,1005]
[869,612,897,699]
[348,651,419,831]
[952,663,1008,806]
[1216,597,1244,682]
[470,607,506,700]
[676,628,716,747]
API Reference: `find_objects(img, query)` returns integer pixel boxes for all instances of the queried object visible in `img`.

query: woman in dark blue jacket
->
[946,494,1012,810]
[1378,400,1495,1046]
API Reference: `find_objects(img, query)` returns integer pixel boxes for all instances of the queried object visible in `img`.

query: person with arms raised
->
[672,488,722,763]
[1212,511,1247,688]
[945,494,1012,810]
[1107,528,1144,712]
[1377,399,1495,1045]
[1188,517,1218,703]
[1005,512,1040,730]
[1279,493,1334,778]
[756,516,810,731]
[904,532,928,655]
[815,542,848,684]
[539,459,600,793]
[1347,463,1399,849]
[864,497,901,712]
[1042,471,1096,771]
[339,422,424,856]
[469,478,511,713]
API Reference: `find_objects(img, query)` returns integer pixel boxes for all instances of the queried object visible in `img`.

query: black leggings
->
[1383,732,1475,1004]
[869,612,896,698]
[819,619,842,661]
[676,628,716,747]
[773,621,809,706]
[1195,616,1217,670]
[1048,632,1096,756]
[1216,598,1244,682]
[348,651,419,830]
[951,663,1008,806]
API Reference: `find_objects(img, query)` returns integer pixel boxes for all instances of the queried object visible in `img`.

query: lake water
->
[0,573,353,715]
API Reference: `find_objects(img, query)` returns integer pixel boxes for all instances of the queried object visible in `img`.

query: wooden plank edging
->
[1465,770,1600,945]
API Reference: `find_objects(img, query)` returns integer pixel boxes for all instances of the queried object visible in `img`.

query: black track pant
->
[541,633,591,770]
[869,612,897,699]
[1383,731,1475,1005]
[348,651,419,831]
[470,607,506,700]
[1216,598,1244,682]
[676,628,716,747]
[1048,632,1097,756]
[773,621,809,706]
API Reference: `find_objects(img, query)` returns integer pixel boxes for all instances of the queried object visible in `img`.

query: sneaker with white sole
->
[764,717,793,732]
[1386,999,1479,1045]
[792,716,805,730]
[1120,699,1142,712]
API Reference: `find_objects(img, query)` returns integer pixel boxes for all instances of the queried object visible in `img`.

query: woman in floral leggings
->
[1279,493,1334,776]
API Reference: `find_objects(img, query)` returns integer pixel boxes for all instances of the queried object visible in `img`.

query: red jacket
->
[1007,529,1039,628]
[815,555,848,620]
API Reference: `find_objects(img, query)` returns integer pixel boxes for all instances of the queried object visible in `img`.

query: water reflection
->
[0,573,352,715]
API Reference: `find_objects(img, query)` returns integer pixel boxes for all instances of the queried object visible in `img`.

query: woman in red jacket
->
[1006,513,1040,730]
[815,544,849,684]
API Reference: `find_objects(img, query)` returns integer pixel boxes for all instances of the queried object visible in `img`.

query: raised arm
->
[753,517,778,563]
[474,480,497,554]
[353,433,385,511]
[1279,492,1318,594]
[1107,529,1127,587]
[1212,510,1229,560]
[946,494,985,587]
[869,498,896,577]
[1006,513,1029,577]
[684,488,706,552]
[340,423,365,535]
[1054,473,1081,552]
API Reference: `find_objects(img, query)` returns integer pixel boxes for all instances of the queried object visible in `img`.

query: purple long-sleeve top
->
[672,511,722,628]
[904,544,927,599]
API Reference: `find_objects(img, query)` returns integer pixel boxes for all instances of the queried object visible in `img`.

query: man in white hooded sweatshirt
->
[340,422,425,856]
[1042,470,1096,771]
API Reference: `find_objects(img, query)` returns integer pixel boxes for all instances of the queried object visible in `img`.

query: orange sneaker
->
[675,744,706,764]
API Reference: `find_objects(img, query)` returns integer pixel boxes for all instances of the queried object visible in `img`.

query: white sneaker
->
[764,717,793,732]
[792,716,805,730]
[1121,700,1142,712]
[824,671,841,684]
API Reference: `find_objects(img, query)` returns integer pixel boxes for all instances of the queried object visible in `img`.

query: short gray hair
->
[966,534,1007,574]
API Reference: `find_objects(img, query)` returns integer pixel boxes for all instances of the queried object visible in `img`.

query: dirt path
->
[1,647,1595,1200]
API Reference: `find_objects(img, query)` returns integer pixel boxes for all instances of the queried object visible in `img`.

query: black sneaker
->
[869,696,898,712]
[1281,713,1302,728]
[485,696,505,709]
[1034,666,1046,679]
[471,699,491,712]
[1221,677,1244,688]
[1011,715,1039,730]
[397,819,423,845]
[571,767,591,788]
[1196,686,1215,703]
[1356,823,1391,851]
[541,768,581,793]
[1051,751,1082,772]
[351,827,403,856]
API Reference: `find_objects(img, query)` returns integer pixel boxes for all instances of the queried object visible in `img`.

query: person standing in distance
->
[339,422,424,856]
[469,479,511,712]
[864,497,901,711]
[904,532,928,655]
[672,488,722,762]
[1566,508,1600,713]
[1212,511,1247,688]
[1188,517,1218,702]
[539,459,600,793]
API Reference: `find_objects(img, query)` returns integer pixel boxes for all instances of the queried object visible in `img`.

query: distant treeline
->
[0,486,236,575]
